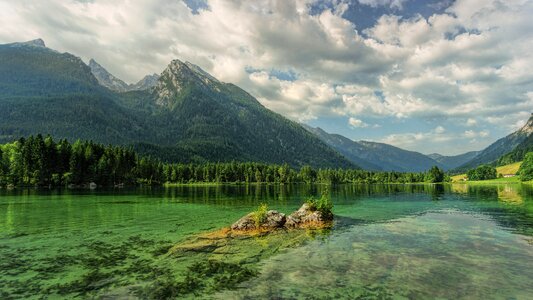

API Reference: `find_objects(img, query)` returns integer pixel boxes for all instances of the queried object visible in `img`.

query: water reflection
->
[1,183,533,299]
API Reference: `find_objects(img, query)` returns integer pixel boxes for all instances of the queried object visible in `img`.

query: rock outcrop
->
[231,210,286,231]
[230,213,256,231]
[262,210,286,228]
[231,204,331,232]
[285,203,324,228]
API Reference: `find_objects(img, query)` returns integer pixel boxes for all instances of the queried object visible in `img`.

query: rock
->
[231,204,329,232]
[231,210,286,231]
[231,213,256,231]
[285,203,326,228]
[261,210,286,229]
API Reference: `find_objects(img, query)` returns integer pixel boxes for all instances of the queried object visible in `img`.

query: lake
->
[1,184,532,299]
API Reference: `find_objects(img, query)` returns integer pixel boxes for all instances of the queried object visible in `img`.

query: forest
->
[0,135,448,187]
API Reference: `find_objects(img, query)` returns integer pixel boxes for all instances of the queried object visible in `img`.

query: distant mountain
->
[0,39,102,98]
[0,40,151,144]
[302,126,383,170]
[496,114,533,165]
[456,114,533,171]
[130,73,160,91]
[88,59,130,92]
[305,126,443,172]
[88,59,159,92]
[10,38,46,48]
[427,151,480,170]
[0,39,354,168]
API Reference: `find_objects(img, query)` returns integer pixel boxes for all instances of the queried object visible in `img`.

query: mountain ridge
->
[88,58,159,92]
[304,125,448,172]
[455,114,533,171]
[0,39,354,169]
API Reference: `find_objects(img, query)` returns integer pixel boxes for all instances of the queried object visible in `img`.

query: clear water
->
[1,184,532,299]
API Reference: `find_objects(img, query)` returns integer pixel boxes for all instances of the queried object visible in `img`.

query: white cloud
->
[0,0,531,153]
[466,118,477,127]
[381,125,492,154]
[349,117,369,128]
[434,126,446,134]
[463,129,490,138]
[358,0,408,10]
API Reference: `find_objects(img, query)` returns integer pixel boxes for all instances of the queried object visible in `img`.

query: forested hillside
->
[456,114,533,171]
[0,39,353,169]
[304,126,445,172]
[0,135,445,187]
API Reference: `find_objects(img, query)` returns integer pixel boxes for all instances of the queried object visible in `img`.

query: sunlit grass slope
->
[451,161,522,182]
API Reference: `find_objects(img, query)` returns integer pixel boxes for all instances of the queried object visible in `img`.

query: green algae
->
[0,184,532,299]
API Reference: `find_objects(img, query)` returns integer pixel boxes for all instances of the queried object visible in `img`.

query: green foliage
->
[305,189,333,220]
[0,135,453,187]
[299,165,315,184]
[0,135,146,187]
[0,42,353,169]
[425,166,445,183]
[252,203,269,227]
[498,133,533,165]
[518,152,533,181]
[467,165,497,181]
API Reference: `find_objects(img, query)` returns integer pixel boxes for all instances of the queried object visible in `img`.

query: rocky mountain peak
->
[7,38,47,48]
[184,61,219,83]
[24,38,46,47]
[88,58,129,92]
[131,73,160,91]
[88,58,99,67]
[518,113,533,135]
[154,59,221,107]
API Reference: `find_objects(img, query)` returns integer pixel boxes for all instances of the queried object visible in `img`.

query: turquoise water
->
[1,184,532,299]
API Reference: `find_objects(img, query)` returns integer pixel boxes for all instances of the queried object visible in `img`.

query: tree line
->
[0,135,448,187]
[466,165,497,181]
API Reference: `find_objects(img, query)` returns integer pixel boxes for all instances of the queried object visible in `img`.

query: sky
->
[0,0,532,155]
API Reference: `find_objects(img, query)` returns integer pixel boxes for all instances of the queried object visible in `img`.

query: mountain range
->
[0,39,352,168]
[303,126,479,172]
[89,59,159,92]
[455,114,533,171]
[304,116,533,173]
[1,38,531,172]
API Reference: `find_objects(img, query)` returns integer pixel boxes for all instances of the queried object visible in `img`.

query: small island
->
[231,191,333,233]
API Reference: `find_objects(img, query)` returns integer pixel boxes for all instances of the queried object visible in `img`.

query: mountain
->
[427,151,480,170]
[455,114,533,171]
[302,126,383,170]
[496,114,533,165]
[89,59,159,92]
[130,73,160,91]
[0,39,354,168]
[0,40,151,144]
[0,39,102,98]
[137,59,354,167]
[88,59,130,92]
[304,126,443,172]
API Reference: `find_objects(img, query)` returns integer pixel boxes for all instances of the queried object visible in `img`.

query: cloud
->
[358,0,408,10]
[349,117,369,128]
[434,126,445,134]
[0,0,531,154]
[463,130,489,139]
[381,125,492,154]
[466,118,477,126]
